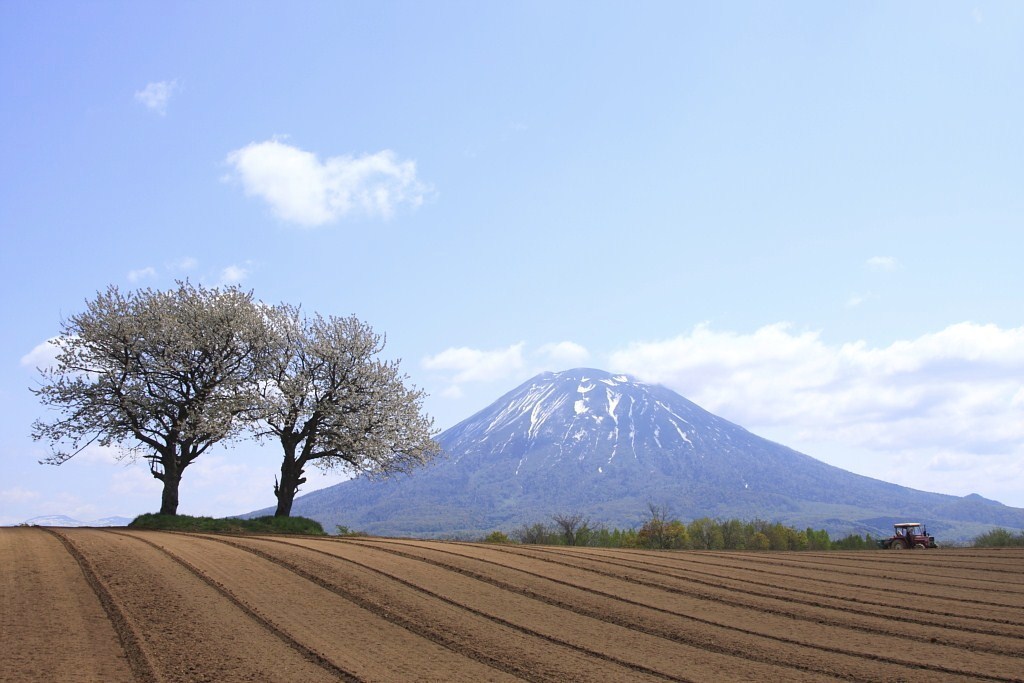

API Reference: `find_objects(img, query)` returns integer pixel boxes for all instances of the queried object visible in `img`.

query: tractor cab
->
[880,522,937,549]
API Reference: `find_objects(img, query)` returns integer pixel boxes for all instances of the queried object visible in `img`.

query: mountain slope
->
[19,515,133,527]
[264,369,1024,541]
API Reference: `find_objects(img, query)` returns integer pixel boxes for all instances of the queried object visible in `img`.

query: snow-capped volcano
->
[445,368,744,477]
[435,367,808,502]
[254,368,1024,540]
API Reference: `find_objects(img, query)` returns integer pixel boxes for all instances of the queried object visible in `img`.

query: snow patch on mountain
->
[529,392,567,439]
[607,389,621,424]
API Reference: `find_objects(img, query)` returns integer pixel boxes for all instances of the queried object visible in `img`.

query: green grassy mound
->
[128,513,326,536]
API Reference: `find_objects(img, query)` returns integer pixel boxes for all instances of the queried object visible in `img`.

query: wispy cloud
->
[422,341,595,407]
[846,293,867,308]
[109,467,163,496]
[225,139,430,226]
[219,264,250,284]
[423,343,527,385]
[170,256,198,271]
[127,266,157,283]
[134,79,179,116]
[866,255,899,271]
[74,443,128,465]
[537,341,590,367]
[0,487,40,504]
[119,257,251,288]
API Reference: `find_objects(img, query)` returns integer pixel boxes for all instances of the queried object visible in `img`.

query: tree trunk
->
[159,470,181,515]
[274,449,307,517]
[152,449,183,515]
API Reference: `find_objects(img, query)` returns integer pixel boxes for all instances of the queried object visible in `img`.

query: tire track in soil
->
[600,548,1024,601]
[401,539,1024,672]
[771,549,1024,576]
[111,531,361,683]
[44,528,158,683]
[351,537,1024,662]
[332,537,1018,683]
[62,529,345,683]
[673,550,1024,598]
[203,533,686,683]
[339,538,874,682]
[270,536,843,683]
[603,548,1024,620]
[121,530,522,683]
[534,545,1024,614]
[511,543,1024,634]
[1,528,136,683]
[693,550,1024,589]
[546,546,1024,626]
[508,542,1024,641]
[700,550,1024,595]
[437,540,1023,682]
[501,540,1024,638]
[625,553,1024,628]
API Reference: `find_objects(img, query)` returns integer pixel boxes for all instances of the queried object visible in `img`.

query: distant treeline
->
[480,510,1024,550]
[482,508,878,551]
[971,528,1024,547]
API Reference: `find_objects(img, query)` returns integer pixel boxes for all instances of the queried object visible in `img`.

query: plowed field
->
[2,528,1022,682]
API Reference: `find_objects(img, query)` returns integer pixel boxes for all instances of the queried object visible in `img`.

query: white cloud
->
[75,443,129,465]
[866,255,899,271]
[610,321,1024,433]
[609,321,1024,501]
[422,341,596,411]
[440,385,464,399]
[219,264,249,284]
[109,467,162,496]
[537,341,591,367]
[127,266,157,282]
[226,139,430,226]
[118,257,250,287]
[423,341,591,390]
[170,256,198,271]
[134,79,179,116]
[1012,387,1024,408]
[422,343,526,384]
[20,337,63,370]
[0,487,40,504]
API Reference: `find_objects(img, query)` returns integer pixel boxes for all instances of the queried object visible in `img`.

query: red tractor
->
[878,522,937,550]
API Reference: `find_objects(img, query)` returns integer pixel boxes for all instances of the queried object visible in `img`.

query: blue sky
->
[2,2,1023,524]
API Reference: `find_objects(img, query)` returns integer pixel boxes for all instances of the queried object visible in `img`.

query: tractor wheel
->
[888,541,904,550]
[913,543,927,549]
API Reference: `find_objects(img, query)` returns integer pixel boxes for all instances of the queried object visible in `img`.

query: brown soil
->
[0,527,133,682]
[2,527,1022,682]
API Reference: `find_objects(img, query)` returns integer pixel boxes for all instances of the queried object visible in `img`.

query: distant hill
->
[253,368,1024,542]
[20,515,133,527]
